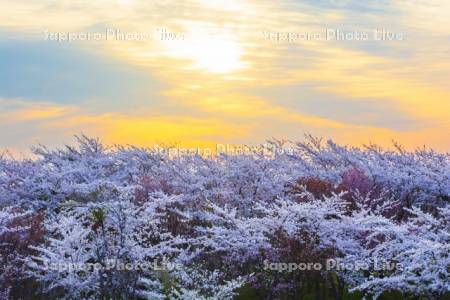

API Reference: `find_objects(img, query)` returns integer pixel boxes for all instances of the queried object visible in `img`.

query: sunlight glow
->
[0,0,449,151]
[165,27,245,73]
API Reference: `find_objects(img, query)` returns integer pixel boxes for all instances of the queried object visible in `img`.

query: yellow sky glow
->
[0,0,449,153]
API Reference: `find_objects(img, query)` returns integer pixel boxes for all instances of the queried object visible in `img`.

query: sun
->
[191,38,243,73]
[164,27,245,74]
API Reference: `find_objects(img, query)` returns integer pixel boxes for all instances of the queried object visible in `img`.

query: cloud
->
[0,0,448,151]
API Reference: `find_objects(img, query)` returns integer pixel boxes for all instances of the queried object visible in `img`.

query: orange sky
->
[0,0,449,154]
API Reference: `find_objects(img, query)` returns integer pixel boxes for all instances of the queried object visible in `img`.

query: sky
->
[0,0,449,154]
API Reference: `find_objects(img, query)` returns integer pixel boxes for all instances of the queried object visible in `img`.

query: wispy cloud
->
[0,0,448,152]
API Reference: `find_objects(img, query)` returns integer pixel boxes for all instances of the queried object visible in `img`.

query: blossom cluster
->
[0,135,448,299]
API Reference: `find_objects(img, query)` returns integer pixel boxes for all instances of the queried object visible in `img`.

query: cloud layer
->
[0,0,449,153]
